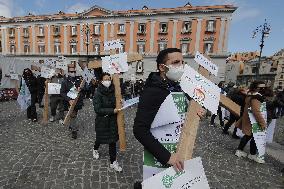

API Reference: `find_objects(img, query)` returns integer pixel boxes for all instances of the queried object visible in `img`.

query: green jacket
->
[93,84,118,144]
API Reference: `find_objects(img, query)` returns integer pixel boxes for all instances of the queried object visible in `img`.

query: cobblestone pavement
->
[0,100,283,189]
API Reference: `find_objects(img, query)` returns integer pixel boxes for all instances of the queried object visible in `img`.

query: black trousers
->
[210,106,224,127]
[38,91,45,105]
[223,113,238,133]
[50,96,64,119]
[237,135,257,155]
[27,94,37,120]
[94,141,116,163]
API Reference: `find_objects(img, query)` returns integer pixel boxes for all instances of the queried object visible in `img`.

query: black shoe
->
[222,130,229,135]
[134,181,142,189]
[72,131,77,139]
[232,134,240,139]
[32,118,37,122]
[39,104,44,108]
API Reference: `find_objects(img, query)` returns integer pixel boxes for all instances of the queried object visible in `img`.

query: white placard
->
[194,51,218,76]
[180,64,221,114]
[121,97,139,110]
[10,74,19,80]
[67,86,78,99]
[44,59,56,68]
[41,66,56,79]
[249,102,267,159]
[56,60,68,70]
[82,67,96,84]
[104,39,122,51]
[142,157,210,189]
[102,53,128,74]
[48,83,61,94]
[266,119,276,143]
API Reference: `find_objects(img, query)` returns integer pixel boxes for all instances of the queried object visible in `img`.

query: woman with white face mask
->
[92,72,122,172]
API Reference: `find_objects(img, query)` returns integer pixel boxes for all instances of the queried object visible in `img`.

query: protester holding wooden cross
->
[60,65,84,139]
[133,48,205,188]
[92,72,122,172]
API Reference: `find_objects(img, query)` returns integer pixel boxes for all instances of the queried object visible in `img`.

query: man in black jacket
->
[60,66,84,139]
[133,48,204,187]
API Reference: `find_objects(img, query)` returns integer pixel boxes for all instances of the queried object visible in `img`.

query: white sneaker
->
[110,161,122,172]
[248,154,265,164]
[49,116,55,122]
[235,150,247,158]
[59,119,64,125]
[93,149,99,159]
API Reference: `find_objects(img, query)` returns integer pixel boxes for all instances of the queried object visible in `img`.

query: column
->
[110,22,114,38]
[129,21,134,53]
[1,27,6,54]
[150,20,156,54]
[223,17,231,52]
[32,25,36,54]
[104,23,108,42]
[17,27,21,54]
[47,25,51,54]
[194,18,202,53]
[80,24,84,54]
[172,20,178,48]
[218,18,226,53]
[63,25,67,54]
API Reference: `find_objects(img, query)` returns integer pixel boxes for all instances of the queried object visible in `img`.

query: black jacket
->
[23,76,38,96]
[60,76,84,111]
[133,72,183,165]
[93,84,118,144]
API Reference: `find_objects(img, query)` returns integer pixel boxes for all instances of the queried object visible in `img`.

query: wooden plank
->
[219,94,240,117]
[63,79,86,126]
[88,60,102,69]
[127,54,143,62]
[42,79,50,125]
[177,66,209,161]
[113,74,126,151]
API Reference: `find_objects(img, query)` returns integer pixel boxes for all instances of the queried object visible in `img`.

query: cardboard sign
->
[10,74,19,80]
[142,157,210,189]
[102,53,128,74]
[104,39,122,51]
[143,92,187,180]
[56,60,68,70]
[180,64,221,114]
[121,97,139,110]
[41,66,56,79]
[67,86,79,100]
[249,102,267,160]
[82,67,96,84]
[48,83,61,94]
[44,59,57,68]
[194,51,218,76]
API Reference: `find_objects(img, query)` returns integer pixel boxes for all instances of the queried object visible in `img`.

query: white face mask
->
[165,64,184,82]
[102,80,111,88]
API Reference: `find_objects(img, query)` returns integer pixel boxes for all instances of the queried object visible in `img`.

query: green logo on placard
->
[162,170,185,188]
[172,93,187,115]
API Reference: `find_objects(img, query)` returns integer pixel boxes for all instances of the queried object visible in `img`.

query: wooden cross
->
[177,56,241,161]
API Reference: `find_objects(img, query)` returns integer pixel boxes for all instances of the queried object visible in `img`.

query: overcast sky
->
[0,0,283,56]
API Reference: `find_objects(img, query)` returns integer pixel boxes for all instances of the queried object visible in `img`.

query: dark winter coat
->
[133,72,184,165]
[60,76,84,111]
[23,75,38,97]
[93,84,118,144]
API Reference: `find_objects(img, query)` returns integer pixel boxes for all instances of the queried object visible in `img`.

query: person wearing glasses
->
[60,66,84,139]
[235,81,267,163]
[133,48,205,188]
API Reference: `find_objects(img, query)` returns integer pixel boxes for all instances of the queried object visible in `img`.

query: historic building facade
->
[0,3,236,82]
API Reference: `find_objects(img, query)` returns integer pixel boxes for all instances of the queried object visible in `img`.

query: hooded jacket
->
[133,72,183,165]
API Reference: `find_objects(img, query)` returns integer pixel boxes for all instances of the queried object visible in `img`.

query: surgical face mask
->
[164,64,184,82]
[102,80,111,88]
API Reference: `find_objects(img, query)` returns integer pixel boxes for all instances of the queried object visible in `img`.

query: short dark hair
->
[100,72,111,81]
[156,48,181,71]
[249,80,265,92]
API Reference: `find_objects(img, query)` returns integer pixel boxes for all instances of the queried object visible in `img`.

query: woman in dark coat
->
[92,73,122,172]
[22,68,38,122]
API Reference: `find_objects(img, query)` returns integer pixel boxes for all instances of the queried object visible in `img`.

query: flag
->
[17,79,31,111]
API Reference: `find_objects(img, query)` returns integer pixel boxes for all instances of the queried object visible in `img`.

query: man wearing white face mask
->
[133,48,205,188]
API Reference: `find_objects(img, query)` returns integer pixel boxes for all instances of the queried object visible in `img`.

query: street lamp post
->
[81,23,91,62]
[252,19,271,80]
